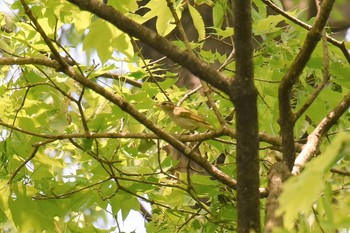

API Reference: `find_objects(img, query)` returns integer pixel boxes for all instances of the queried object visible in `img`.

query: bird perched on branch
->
[157,101,214,131]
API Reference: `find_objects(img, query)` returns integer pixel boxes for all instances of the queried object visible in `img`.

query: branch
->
[165,0,191,52]
[98,72,142,88]
[15,1,239,190]
[33,178,111,200]
[8,144,40,185]
[232,0,260,231]
[9,86,30,137]
[0,119,302,154]
[0,56,141,88]
[0,120,223,140]
[294,23,330,120]
[20,0,69,69]
[66,0,231,94]
[292,91,350,174]
[0,57,60,69]
[330,168,350,176]
[261,0,350,64]
[258,131,303,153]
[264,162,290,232]
[278,0,335,170]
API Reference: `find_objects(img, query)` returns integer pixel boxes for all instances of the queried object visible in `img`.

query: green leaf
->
[110,193,139,221]
[188,4,205,41]
[277,133,350,228]
[191,173,217,186]
[10,184,54,232]
[211,27,234,38]
[143,0,178,36]
[330,62,350,89]
[129,70,146,80]
[212,0,226,28]
[108,0,139,13]
[83,19,114,63]
[0,38,12,55]
[254,15,285,35]
[82,139,93,151]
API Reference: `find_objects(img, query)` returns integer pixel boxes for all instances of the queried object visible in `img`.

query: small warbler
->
[157,101,214,130]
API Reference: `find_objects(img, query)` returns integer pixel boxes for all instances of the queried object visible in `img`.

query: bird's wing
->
[173,107,211,125]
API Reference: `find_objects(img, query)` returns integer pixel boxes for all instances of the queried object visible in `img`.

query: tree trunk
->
[231,0,261,232]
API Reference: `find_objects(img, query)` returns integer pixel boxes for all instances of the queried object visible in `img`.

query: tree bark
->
[264,162,290,232]
[231,0,260,232]
[278,0,336,170]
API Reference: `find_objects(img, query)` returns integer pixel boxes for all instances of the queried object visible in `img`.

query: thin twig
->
[0,120,301,152]
[130,37,169,100]
[77,87,90,135]
[292,92,350,175]
[330,168,350,176]
[8,144,40,185]
[33,178,111,200]
[167,0,227,128]
[20,0,68,69]
[98,72,142,88]
[177,85,203,106]
[261,0,350,64]
[218,49,235,71]
[166,0,192,53]
[10,86,29,136]
[68,138,121,164]
[294,19,330,121]
[278,0,336,170]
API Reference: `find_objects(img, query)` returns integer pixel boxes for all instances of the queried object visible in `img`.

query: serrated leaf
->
[143,0,178,36]
[211,27,234,38]
[188,4,205,41]
[254,15,285,35]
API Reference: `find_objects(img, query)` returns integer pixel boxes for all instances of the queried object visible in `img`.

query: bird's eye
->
[162,102,171,106]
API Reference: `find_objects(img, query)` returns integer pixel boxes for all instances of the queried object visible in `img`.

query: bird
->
[157,101,214,131]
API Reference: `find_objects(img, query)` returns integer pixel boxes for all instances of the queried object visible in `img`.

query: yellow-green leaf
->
[188,4,205,41]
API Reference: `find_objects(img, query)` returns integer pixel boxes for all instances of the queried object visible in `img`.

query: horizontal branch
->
[0,56,142,89]
[0,120,302,153]
[0,120,222,141]
[0,57,60,69]
[98,72,142,88]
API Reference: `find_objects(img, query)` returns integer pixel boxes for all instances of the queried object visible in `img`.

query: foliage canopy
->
[0,0,350,232]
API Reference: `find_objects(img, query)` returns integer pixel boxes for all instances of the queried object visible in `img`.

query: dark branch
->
[278,0,336,170]
[66,0,231,94]
[232,0,261,231]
